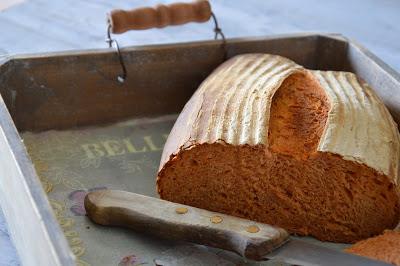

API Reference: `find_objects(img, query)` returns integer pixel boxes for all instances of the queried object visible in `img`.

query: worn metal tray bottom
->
[22,115,348,266]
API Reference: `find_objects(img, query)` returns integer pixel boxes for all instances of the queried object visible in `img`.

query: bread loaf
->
[346,230,400,265]
[156,54,400,243]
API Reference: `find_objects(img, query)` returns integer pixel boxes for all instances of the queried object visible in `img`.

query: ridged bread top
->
[160,54,400,183]
[314,70,400,181]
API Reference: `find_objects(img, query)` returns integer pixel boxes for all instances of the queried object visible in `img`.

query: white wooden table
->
[0,0,399,265]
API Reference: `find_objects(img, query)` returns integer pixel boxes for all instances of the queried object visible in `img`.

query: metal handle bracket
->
[105,11,226,84]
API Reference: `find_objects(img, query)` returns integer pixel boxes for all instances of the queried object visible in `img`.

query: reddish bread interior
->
[346,230,400,265]
[157,54,400,243]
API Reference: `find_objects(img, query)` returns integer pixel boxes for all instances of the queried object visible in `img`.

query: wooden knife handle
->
[108,0,212,34]
[84,190,289,260]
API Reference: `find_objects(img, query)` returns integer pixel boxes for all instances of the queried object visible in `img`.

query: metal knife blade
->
[85,190,391,266]
[266,238,391,266]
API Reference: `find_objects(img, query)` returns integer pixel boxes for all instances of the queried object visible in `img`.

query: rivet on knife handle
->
[84,189,289,261]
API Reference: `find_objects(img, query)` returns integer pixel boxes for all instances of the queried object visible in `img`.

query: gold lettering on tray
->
[102,140,126,156]
[81,133,168,159]
[81,143,105,159]
[123,138,147,153]
[143,135,160,151]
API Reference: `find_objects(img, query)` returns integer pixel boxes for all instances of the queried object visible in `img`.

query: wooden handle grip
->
[84,190,289,260]
[108,0,212,34]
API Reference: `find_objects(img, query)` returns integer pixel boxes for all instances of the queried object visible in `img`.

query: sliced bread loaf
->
[157,54,400,243]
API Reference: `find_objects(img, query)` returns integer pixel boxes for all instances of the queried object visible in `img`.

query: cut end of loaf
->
[157,54,400,243]
[158,143,399,243]
[268,72,329,159]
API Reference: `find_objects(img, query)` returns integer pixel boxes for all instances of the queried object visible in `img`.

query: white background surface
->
[0,0,399,265]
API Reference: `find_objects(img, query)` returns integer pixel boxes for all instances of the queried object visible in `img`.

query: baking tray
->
[0,33,400,266]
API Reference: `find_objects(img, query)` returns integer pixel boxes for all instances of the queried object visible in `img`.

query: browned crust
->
[158,54,303,172]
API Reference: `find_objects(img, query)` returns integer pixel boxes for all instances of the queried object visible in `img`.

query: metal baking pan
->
[0,32,399,266]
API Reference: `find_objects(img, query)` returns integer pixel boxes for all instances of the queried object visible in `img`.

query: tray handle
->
[105,0,225,83]
[109,0,212,34]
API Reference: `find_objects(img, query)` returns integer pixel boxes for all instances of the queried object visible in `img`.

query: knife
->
[84,190,390,266]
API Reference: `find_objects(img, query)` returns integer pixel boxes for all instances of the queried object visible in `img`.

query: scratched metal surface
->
[0,0,400,265]
[21,115,349,266]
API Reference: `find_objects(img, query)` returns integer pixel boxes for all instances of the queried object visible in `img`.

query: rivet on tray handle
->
[108,0,212,34]
[84,190,289,261]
